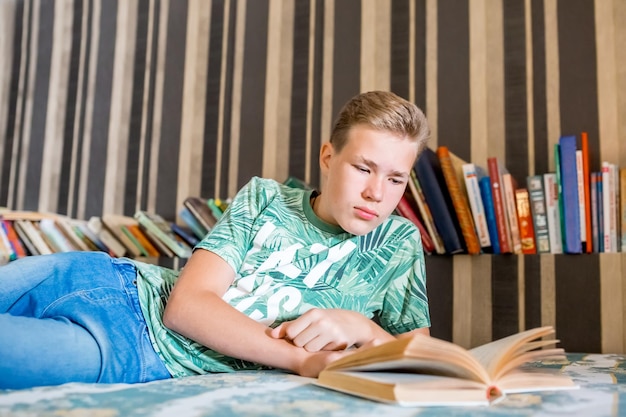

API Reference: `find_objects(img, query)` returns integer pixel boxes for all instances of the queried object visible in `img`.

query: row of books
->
[395,133,626,255]
[0,197,230,265]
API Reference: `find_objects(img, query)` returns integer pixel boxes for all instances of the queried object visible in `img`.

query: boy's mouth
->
[354,206,378,220]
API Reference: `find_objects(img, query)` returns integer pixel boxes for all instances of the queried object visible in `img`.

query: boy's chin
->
[341,221,380,236]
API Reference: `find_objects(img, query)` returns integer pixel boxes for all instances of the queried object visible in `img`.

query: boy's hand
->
[269,308,394,352]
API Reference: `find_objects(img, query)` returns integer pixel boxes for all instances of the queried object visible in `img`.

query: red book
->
[515,188,537,254]
[487,157,512,253]
[396,194,436,254]
[581,132,592,253]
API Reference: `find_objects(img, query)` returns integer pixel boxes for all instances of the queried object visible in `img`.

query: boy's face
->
[318,125,419,235]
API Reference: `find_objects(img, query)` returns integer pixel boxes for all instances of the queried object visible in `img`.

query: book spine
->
[479,176,500,254]
[621,168,626,252]
[0,222,15,263]
[581,132,593,252]
[602,162,613,252]
[598,172,605,252]
[134,211,192,258]
[609,163,618,251]
[414,149,464,254]
[527,175,551,253]
[462,164,491,248]
[39,219,76,252]
[543,173,563,254]
[408,170,446,254]
[396,195,436,254]
[437,147,480,254]
[487,158,512,253]
[575,150,587,247]
[515,188,537,254]
[20,220,54,255]
[591,172,599,252]
[127,224,161,257]
[558,136,582,253]
[502,173,522,254]
[12,220,39,256]
[2,220,26,258]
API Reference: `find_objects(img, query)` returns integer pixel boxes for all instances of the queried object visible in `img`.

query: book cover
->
[597,172,605,252]
[183,197,217,233]
[134,211,192,258]
[478,176,500,254]
[527,175,551,254]
[558,136,582,253]
[581,132,592,252]
[126,224,161,257]
[179,207,209,240]
[17,220,53,255]
[461,163,491,249]
[602,162,617,252]
[436,146,480,255]
[1,220,27,258]
[515,188,537,254]
[590,172,600,252]
[54,219,92,252]
[543,173,563,254]
[101,215,144,258]
[171,222,201,248]
[12,220,39,256]
[395,193,436,255]
[487,158,512,253]
[139,224,175,258]
[407,170,445,254]
[315,326,576,407]
[39,219,78,253]
[501,173,522,254]
[575,150,587,249]
[414,148,465,254]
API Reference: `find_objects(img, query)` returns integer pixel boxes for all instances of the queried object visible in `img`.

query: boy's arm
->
[162,249,348,377]
[270,309,430,351]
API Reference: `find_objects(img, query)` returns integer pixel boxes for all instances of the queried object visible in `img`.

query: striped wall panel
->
[1,0,624,220]
[427,254,626,354]
[0,0,625,350]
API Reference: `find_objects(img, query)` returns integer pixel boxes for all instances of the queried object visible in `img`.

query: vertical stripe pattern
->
[1,0,626,352]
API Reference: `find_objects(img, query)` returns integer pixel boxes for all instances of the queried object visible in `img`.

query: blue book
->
[479,176,500,254]
[558,136,582,253]
[597,172,604,253]
[414,148,465,254]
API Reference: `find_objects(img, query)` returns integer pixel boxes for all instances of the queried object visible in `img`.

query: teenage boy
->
[0,90,430,389]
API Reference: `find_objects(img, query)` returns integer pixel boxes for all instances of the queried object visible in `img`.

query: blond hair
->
[330,91,430,155]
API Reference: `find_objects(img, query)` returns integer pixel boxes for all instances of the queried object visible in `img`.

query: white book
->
[602,162,617,252]
[461,163,491,248]
[87,216,127,257]
[575,150,586,242]
[39,219,77,252]
[16,220,53,255]
[543,173,563,254]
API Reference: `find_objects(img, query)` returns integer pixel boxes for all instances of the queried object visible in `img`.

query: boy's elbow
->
[162,298,181,331]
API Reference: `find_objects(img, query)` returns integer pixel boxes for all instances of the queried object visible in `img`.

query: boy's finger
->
[269,323,286,339]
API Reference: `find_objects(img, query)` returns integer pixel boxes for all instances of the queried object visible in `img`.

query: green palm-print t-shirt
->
[134,177,430,378]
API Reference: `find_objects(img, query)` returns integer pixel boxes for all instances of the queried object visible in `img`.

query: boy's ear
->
[319,142,334,172]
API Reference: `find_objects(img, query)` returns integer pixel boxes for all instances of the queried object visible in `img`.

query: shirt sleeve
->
[194,177,275,274]
[377,229,431,334]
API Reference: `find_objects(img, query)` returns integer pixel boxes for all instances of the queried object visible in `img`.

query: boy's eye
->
[389,178,404,185]
[355,165,369,173]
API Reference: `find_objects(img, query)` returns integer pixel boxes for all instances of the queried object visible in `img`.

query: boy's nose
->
[363,178,384,202]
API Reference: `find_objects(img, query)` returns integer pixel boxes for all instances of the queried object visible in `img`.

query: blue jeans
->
[0,252,171,389]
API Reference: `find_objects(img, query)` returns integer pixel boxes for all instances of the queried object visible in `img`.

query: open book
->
[315,326,577,406]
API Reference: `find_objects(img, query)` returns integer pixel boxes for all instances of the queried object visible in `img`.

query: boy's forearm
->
[163,290,312,374]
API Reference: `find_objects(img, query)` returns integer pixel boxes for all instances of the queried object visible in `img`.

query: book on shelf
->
[39,218,80,253]
[315,326,576,407]
[54,219,92,252]
[183,197,217,234]
[478,176,500,254]
[126,224,162,257]
[580,132,593,252]
[527,175,551,254]
[139,224,175,258]
[590,172,600,252]
[596,172,605,252]
[170,222,201,248]
[1,220,27,259]
[621,168,626,252]
[407,170,445,255]
[87,216,127,258]
[134,211,192,258]
[16,220,53,255]
[12,220,40,256]
[414,148,465,254]
[207,198,225,220]
[514,188,536,254]
[461,163,491,249]
[395,193,436,255]
[558,136,582,253]
[601,162,618,252]
[101,214,145,258]
[0,222,16,263]
[543,173,563,254]
[487,158,512,254]
[436,146,480,254]
[501,173,522,254]
[179,206,209,240]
